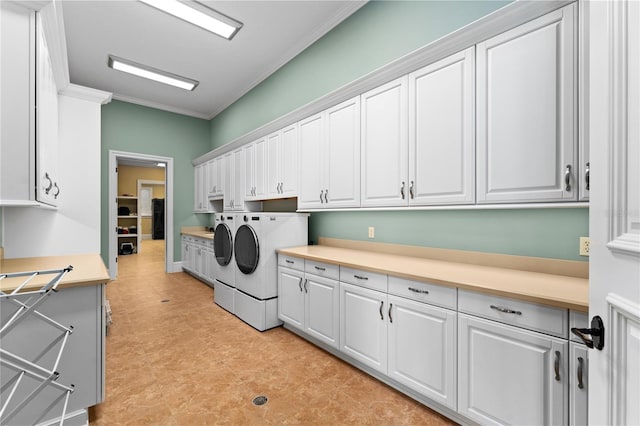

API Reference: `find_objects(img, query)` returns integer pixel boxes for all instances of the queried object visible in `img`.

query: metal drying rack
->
[0,265,75,425]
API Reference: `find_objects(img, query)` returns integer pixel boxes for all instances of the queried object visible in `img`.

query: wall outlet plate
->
[368,226,375,239]
[579,237,590,256]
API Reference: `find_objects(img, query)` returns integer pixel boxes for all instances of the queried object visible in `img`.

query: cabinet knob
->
[388,303,393,323]
[320,190,324,204]
[298,277,303,292]
[409,181,414,199]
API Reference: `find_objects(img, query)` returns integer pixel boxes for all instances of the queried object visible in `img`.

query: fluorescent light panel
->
[108,55,199,91]
[139,0,242,40]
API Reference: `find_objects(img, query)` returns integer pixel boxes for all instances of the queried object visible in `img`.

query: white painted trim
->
[111,93,210,120]
[172,261,183,273]
[297,202,589,213]
[37,1,70,91]
[195,0,574,166]
[109,150,174,279]
[60,83,112,104]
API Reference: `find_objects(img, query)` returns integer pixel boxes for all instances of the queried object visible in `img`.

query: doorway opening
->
[108,150,174,279]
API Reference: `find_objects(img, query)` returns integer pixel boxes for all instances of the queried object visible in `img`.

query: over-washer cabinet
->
[277,253,588,425]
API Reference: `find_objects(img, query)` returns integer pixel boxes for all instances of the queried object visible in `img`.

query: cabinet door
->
[298,113,325,209]
[181,238,189,271]
[35,13,60,207]
[253,137,267,199]
[280,124,298,197]
[361,76,408,207]
[277,267,305,330]
[340,282,387,374]
[326,96,361,208]
[206,159,218,196]
[205,248,216,283]
[476,4,577,203]
[232,148,244,210]
[409,47,475,206]
[266,131,280,198]
[305,274,339,349]
[458,314,567,425]
[222,152,234,211]
[569,342,588,426]
[243,142,256,199]
[388,295,457,409]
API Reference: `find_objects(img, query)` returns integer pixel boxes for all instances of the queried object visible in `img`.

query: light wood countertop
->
[181,226,214,239]
[0,254,110,293]
[278,245,588,312]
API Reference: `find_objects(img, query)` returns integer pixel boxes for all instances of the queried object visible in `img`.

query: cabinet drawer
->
[569,310,589,343]
[388,276,456,310]
[278,254,304,271]
[458,290,568,338]
[340,267,387,293]
[305,260,339,280]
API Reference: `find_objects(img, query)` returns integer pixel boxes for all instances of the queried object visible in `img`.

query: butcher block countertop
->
[278,239,589,312]
[0,254,110,293]
[181,226,214,239]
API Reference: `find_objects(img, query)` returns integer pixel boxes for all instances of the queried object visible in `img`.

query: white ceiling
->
[62,1,366,120]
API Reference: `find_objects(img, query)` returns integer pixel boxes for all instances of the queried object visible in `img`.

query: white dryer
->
[212,213,237,313]
[233,213,308,331]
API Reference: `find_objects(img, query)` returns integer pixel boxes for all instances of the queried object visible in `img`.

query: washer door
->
[234,224,259,275]
[214,223,233,266]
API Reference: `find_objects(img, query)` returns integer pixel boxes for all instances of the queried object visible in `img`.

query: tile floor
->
[90,239,456,425]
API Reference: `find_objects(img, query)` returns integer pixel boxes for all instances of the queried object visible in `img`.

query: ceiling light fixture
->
[139,0,242,40]
[108,55,199,91]
[157,163,166,167]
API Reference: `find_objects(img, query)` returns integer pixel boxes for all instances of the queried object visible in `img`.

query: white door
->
[298,113,325,209]
[277,267,305,330]
[305,274,339,349]
[326,96,361,208]
[458,314,567,425]
[361,76,408,207]
[339,282,387,374]
[409,47,475,206]
[588,0,640,424]
[387,295,457,409]
[476,4,577,203]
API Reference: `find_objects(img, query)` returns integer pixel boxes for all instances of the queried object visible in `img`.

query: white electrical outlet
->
[579,237,590,256]
[368,226,375,239]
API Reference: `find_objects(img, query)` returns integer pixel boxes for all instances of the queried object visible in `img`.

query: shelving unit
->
[116,196,141,254]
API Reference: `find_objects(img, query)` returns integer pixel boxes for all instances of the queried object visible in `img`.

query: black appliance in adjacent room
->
[152,198,164,240]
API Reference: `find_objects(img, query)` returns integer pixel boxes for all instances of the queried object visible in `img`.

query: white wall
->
[3,93,102,257]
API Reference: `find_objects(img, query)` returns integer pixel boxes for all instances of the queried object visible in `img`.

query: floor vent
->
[161,299,170,303]
[252,396,268,406]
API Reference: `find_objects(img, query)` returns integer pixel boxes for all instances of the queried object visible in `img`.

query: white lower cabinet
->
[181,236,214,284]
[340,282,388,373]
[569,342,588,426]
[458,313,568,425]
[278,261,340,349]
[388,295,457,409]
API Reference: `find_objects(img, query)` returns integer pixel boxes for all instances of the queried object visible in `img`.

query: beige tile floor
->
[90,239,456,425]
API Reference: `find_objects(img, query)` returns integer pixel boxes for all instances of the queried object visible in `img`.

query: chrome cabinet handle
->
[565,164,572,191]
[400,181,405,199]
[408,287,429,294]
[314,266,325,271]
[44,172,53,194]
[53,183,60,199]
[379,301,384,320]
[354,275,368,280]
[585,162,590,191]
[388,303,393,323]
[554,350,561,381]
[577,356,584,389]
[324,189,328,204]
[490,305,522,315]
[298,277,303,292]
[320,190,324,203]
[303,279,308,293]
[285,259,294,264]
[409,181,414,199]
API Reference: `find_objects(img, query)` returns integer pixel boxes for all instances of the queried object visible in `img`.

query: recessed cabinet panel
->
[298,113,324,208]
[326,97,360,208]
[476,4,576,203]
[458,314,567,425]
[280,124,298,197]
[305,274,339,348]
[569,342,588,426]
[361,76,408,207]
[277,267,305,330]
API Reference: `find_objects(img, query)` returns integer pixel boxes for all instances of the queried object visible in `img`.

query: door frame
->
[108,150,174,279]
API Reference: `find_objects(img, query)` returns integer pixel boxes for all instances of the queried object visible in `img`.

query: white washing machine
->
[233,212,308,331]
[212,213,237,313]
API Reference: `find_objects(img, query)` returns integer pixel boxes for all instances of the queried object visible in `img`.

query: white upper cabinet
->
[266,124,298,199]
[243,138,267,201]
[206,157,223,198]
[298,96,361,210]
[193,163,206,212]
[35,12,60,207]
[222,148,244,211]
[476,4,577,203]
[408,47,475,205]
[361,76,409,207]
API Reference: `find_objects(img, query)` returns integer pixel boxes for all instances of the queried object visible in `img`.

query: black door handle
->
[571,315,605,350]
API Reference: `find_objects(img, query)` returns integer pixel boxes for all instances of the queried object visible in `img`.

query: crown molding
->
[111,93,211,120]
[195,0,574,165]
[38,0,70,91]
[60,84,112,104]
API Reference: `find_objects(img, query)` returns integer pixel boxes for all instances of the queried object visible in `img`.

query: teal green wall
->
[101,100,211,264]
[208,0,589,262]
